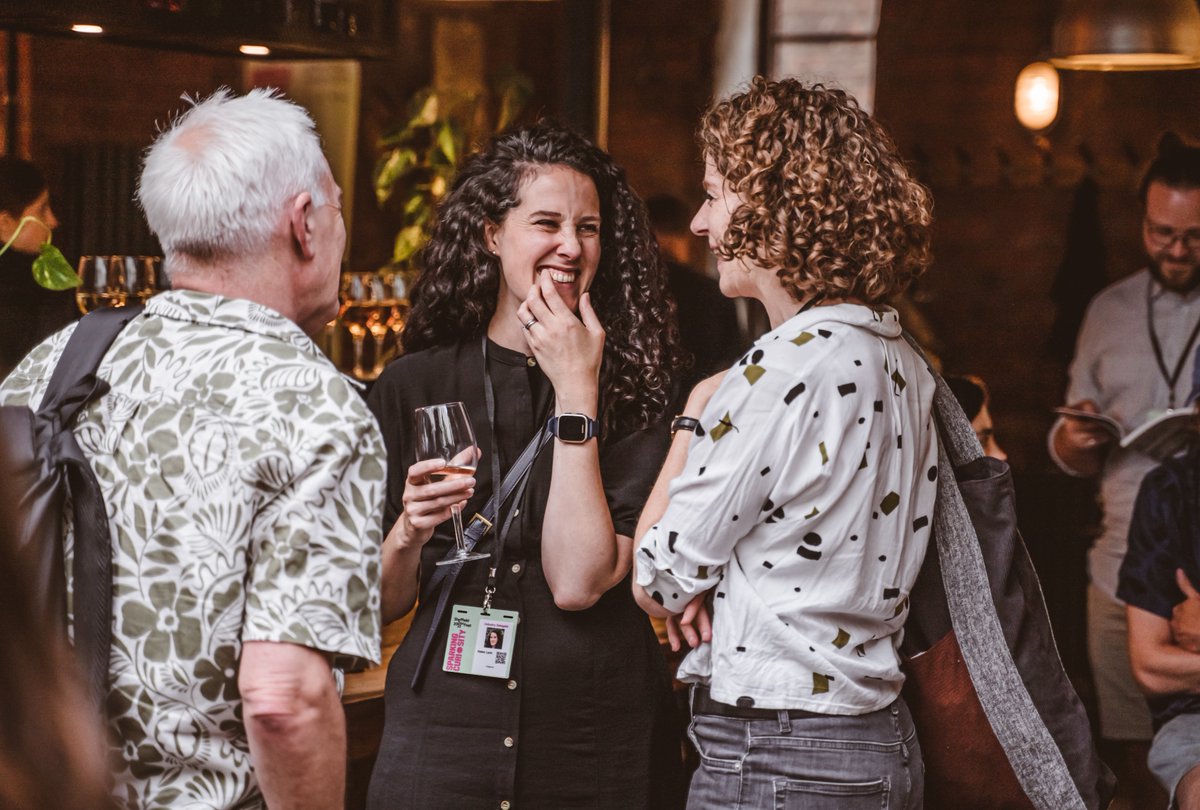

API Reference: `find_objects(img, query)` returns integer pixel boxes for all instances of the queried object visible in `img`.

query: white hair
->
[137,87,329,262]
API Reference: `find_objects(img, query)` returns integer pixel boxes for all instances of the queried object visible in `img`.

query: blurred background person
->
[1050,133,1200,809]
[946,373,1008,461]
[0,486,113,809]
[0,156,73,379]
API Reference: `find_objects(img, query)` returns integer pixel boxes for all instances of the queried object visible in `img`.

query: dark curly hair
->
[698,77,933,305]
[403,120,682,432]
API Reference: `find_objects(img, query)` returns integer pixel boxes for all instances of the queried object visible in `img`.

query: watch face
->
[556,414,589,442]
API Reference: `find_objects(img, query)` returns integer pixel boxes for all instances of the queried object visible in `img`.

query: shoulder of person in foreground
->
[0,322,78,403]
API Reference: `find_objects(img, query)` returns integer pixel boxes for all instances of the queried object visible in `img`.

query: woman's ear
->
[483,218,499,254]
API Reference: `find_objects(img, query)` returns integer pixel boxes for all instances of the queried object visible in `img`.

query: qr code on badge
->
[494,652,507,665]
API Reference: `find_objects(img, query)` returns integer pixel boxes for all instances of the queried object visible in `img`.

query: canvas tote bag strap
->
[901,331,1086,810]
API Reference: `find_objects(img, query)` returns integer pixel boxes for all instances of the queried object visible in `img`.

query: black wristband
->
[670,415,701,436]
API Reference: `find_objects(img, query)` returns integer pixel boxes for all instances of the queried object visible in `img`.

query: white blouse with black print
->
[636,303,939,715]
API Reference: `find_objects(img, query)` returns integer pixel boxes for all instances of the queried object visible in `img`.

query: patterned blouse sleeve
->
[635,347,813,613]
[242,405,387,672]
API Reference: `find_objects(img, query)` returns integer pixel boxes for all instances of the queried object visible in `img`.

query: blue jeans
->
[685,690,923,809]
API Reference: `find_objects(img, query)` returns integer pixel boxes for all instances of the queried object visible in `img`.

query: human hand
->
[1172,569,1200,654]
[665,592,712,652]
[390,457,476,551]
[1058,400,1115,452]
[517,271,605,406]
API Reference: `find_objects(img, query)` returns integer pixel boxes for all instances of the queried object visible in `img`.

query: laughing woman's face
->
[486,164,602,321]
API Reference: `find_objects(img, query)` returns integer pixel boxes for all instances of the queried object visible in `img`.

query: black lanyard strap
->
[1146,275,1200,410]
[409,337,552,690]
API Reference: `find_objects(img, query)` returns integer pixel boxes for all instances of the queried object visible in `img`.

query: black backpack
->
[0,305,143,707]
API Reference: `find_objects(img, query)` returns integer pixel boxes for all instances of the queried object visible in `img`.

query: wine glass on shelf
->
[366,300,392,380]
[379,269,412,366]
[76,256,129,314]
[125,256,167,303]
[338,273,378,380]
[413,402,487,566]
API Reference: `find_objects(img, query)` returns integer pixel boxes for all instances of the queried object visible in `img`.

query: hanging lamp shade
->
[1051,0,1200,70]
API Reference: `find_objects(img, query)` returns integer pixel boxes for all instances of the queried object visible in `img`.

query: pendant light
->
[1051,0,1200,71]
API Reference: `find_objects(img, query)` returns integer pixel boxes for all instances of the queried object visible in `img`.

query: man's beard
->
[1149,253,1200,293]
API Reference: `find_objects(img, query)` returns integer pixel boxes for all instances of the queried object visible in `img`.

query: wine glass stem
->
[372,334,386,375]
[451,504,468,556]
[351,335,366,378]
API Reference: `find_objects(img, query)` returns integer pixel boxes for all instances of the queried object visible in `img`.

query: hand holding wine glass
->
[413,402,488,565]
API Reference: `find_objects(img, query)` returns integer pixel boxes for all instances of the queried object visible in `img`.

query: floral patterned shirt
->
[636,304,939,714]
[0,290,386,809]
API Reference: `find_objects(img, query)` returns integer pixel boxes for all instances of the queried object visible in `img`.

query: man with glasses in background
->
[1052,133,1200,808]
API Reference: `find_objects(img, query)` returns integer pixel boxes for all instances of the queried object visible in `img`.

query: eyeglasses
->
[1144,218,1200,251]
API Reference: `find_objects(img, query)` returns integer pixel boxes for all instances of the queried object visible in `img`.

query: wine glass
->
[76,256,129,314]
[124,256,167,303]
[414,402,488,566]
[338,273,373,379]
[380,269,413,365]
[366,290,393,380]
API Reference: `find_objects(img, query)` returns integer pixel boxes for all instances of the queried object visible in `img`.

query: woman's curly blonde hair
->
[699,77,933,305]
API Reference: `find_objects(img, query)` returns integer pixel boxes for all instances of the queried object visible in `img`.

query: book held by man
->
[1053,407,1199,462]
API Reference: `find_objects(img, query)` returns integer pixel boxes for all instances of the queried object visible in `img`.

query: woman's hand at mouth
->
[518,270,605,406]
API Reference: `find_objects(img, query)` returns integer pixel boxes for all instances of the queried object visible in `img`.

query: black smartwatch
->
[548,413,600,443]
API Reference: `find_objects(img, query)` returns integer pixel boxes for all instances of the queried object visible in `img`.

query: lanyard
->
[479,335,552,612]
[1146,275,1200,409]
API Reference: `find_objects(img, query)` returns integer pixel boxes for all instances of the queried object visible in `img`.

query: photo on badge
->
[472,618,515,677]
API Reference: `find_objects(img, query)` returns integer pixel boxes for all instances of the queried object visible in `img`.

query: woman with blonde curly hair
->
[634,77,937,808]
[367,120,686,808]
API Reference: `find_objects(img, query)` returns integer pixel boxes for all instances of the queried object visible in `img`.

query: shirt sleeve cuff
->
[635,528,722,613]
[1047,416,1087,477]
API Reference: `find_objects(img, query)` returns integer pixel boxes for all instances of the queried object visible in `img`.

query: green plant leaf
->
[393,225,426,264]
[403,193,427,216]
[374,148,419,205]
[413,90,439,126]
[436,121,458,166]
[32,243,82,290]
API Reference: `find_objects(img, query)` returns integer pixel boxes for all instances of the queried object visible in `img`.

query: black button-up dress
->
[366,339,685,810]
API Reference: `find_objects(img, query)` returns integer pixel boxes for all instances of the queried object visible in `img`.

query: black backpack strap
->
[38,305,144,422]
[38,304,143,707]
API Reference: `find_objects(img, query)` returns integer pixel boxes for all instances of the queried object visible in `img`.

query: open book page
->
[1053,407,1199,463]
[1120,410,1199,462]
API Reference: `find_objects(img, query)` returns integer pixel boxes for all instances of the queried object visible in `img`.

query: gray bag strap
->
[902,331,1086,810]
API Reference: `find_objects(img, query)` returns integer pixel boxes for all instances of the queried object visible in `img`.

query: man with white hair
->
[0,89,385,808]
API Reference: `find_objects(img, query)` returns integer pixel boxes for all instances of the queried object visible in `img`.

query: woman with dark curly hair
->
[633,77,937,808]
[366,120,686,809]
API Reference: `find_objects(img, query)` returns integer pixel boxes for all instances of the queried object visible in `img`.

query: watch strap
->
[671,415,701,436]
